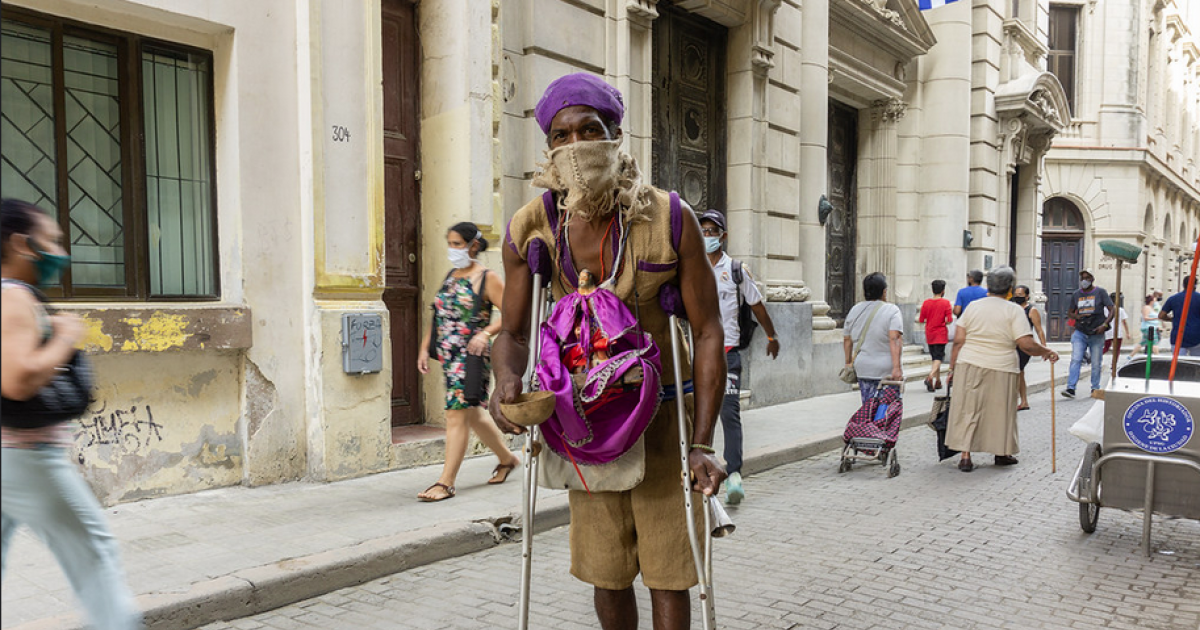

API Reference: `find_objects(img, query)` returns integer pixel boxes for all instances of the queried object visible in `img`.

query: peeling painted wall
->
[75,352,243,506]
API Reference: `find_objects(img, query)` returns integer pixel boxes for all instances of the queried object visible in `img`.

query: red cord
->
[598,214,617,283]
[560,439,592,496]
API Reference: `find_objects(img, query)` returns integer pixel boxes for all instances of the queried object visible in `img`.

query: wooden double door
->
[651,5,727,216]
[1041,197,1086,342]
[826,100,858,324]
[381,0,421,426]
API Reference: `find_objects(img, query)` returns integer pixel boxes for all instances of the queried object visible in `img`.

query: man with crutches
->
[489,73,727,630]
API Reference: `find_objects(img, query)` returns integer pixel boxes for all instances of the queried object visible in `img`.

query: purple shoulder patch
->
[669,192,682,253]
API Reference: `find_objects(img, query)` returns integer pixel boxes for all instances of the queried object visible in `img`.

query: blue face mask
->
[704,236,722,254]
[28,238,71,287]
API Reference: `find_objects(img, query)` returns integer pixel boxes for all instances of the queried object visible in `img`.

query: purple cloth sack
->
[536,288,662,465]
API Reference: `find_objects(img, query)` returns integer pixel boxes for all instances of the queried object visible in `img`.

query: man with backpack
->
[699,210,779,505]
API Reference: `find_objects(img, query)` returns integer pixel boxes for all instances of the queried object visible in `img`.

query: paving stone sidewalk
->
[2,357,1080,630]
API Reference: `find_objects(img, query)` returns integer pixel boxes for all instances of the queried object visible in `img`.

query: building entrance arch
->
[1041,197,1086,341]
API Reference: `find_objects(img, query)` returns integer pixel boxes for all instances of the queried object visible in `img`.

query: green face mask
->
[28,238,71,287]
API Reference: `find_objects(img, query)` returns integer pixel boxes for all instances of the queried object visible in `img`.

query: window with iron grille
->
[1,7,218,300]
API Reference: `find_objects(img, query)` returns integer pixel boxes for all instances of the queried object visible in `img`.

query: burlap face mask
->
[539,140,623,221]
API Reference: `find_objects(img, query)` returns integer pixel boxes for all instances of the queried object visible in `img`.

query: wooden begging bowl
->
[501,391,556,427]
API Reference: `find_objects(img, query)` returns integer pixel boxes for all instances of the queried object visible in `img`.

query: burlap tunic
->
[506,187,705,591]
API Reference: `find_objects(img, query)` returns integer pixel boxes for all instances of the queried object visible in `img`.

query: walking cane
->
[667,315,717,630]
[1050,358,1057,474]
[517,244,552,630]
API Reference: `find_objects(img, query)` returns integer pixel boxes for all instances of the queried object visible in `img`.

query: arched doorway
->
[1041,197,1085,341]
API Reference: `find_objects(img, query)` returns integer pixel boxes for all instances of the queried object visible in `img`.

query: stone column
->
[798,0,835,330]
[856,97,905,286]
[917,1,972,299]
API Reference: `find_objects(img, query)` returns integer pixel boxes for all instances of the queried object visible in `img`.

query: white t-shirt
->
[711,253,764,349]
[844,300,905,380]
[1104,307,1129,341]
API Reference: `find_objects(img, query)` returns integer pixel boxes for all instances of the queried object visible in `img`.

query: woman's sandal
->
[418,482,455,502]
[487,461,518,485]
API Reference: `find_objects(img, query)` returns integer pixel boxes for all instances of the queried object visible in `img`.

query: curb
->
[10,371,1074,630]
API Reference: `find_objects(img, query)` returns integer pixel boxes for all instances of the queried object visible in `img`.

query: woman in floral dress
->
[417,222,519,501]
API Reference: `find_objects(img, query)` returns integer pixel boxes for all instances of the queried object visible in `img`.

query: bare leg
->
[418,409,469,499]
[931,359,942,385]
[1017,371,1028,408]
[649,589,691,630]
[465,406,519,467]
[595,586,638,630]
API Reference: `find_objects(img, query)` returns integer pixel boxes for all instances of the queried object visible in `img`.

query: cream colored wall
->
[418,0,506,425]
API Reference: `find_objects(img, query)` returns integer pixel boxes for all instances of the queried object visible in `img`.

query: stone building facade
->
[1041,0,1200,343]
[3,0,1161,503]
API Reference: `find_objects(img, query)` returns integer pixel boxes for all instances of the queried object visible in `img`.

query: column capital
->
[871,97,908,124]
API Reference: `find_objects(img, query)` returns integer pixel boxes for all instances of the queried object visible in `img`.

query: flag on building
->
[919,0,961,9]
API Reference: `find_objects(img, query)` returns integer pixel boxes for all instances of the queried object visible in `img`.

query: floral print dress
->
[433,273,492,410]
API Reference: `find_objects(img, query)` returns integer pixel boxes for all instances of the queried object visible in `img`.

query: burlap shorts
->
[567,399,706,591]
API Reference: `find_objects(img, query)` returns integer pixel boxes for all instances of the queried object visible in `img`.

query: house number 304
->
[332,125,351,142]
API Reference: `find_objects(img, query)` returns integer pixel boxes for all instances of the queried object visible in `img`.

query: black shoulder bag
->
[462,271,491,405]
[0,281,94,428]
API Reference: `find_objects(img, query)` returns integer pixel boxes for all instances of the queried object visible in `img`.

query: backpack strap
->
[471,270,490,319]
[731,260,745,307]
[669,191,683,254]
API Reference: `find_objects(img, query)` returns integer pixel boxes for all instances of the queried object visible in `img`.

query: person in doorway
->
[698,209,779,506]
[952,269,987,317]
[1158,278,1200,356]
[416,222,520,501]
[843,273,905,403]
[1063,269,1114,399]
[1,199,142,630]
[1011,285,1046,411]
[918,279,953,392]
[1102,294,1130,366]
[489,73,726,630]
[947,267,1059,471]
[1141,293,1162,354]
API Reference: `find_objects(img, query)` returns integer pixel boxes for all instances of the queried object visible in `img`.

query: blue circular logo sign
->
[1123,397,1194,454]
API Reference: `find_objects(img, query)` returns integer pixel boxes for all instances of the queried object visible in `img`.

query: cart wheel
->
[886,451,900,478]
[838,457,852,474]
[1079,442,1102,534]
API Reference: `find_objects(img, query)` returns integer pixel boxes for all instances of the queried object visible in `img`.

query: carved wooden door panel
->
[826,100,858,324]
[381,0,421,426]
[651,5,727,216]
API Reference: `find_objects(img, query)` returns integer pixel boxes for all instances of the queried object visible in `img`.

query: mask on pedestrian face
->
[1080,279,1093,290]
[704,236,722,254]
[27,237,70,287]
[1012,296,1027,305]
[447,246,472,269]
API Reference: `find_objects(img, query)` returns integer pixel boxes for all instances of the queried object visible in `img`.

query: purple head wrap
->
[535,73,625,134]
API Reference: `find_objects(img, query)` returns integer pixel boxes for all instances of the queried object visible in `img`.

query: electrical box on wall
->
[342,313,383,374]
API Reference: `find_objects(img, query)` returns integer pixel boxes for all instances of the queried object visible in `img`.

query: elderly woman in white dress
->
[947,266,1059,472]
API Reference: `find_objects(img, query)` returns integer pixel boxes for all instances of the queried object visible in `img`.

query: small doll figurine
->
[578,269,598,295]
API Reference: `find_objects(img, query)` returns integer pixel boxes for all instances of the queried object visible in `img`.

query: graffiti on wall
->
[76,402,164,464]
